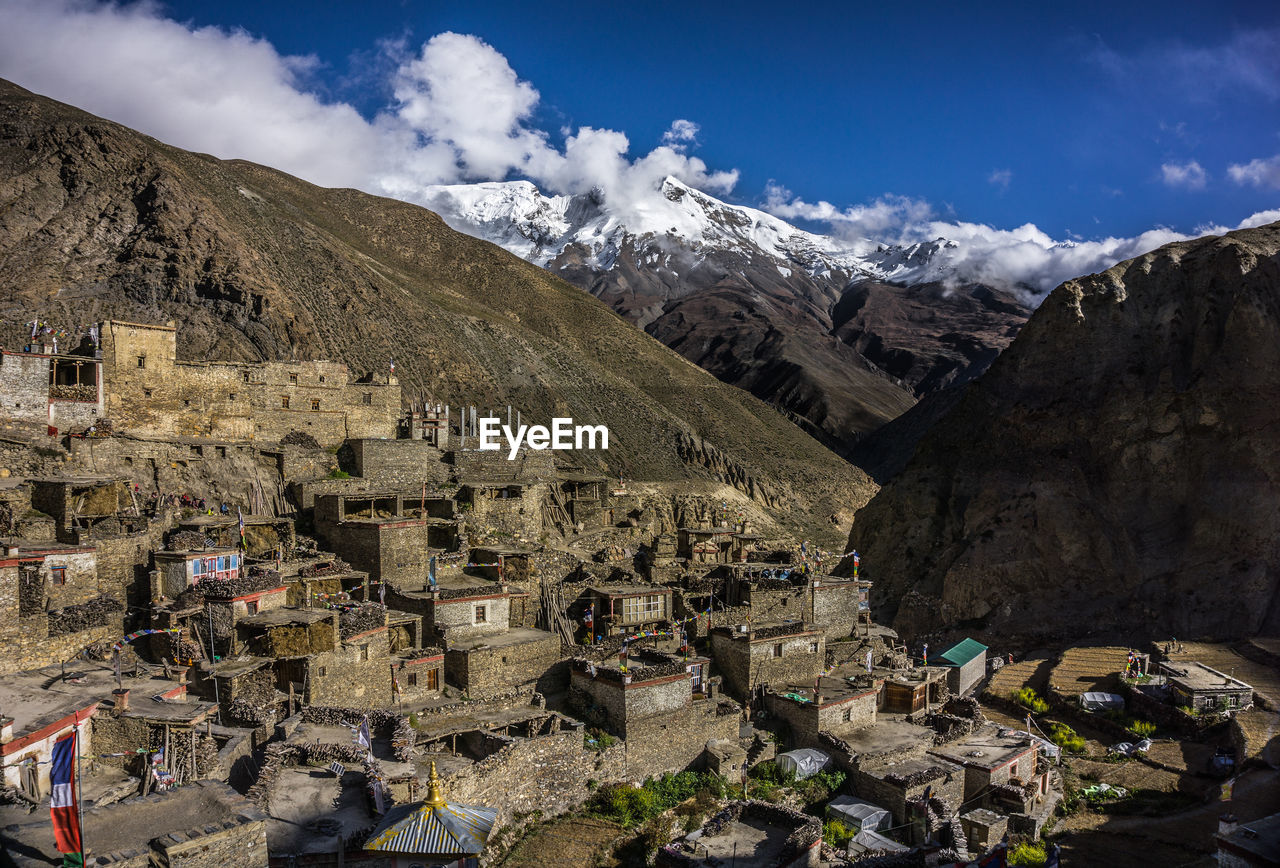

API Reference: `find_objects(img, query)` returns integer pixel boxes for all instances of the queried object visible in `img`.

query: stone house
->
[810,577,871,638]
[929,725,1047,808]
[1160,661,1254,713]
[588,585,674,637]
[444,628,564,699]
[850,754,965,828]
[678,526,757,564]
[98,319,399,447]
[569,650,739,778]
[314,492,446,588]
[937,638,988,696]
[762,677,878,748]
[709,622,826,703]
[154,547,243,599]
[457,480,545,540]
[0,780,268,867]
[0,343,103,434]
[0,701,97,799]
[393,648,444,702]
[881,668,950,714]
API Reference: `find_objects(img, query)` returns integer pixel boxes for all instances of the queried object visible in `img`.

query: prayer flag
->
[237,507,246,550]
[50,731,81,854]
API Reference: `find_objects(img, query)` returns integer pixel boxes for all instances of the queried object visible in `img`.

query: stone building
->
[0,343,103,434]
[444,628,564,699]
[98,319,399,447]
[393,648,444,702]
[0,543,124,676]
[709,622,826,703]
[588,585,674,637]
[929,725,1047,808]
[850,754,965,828]
[345,437,452,487]
[762,677,878,748]
[0,780,268,867]
[881,668,950,714]
[1160,661,1254,713]
[810,577,872,638]
[457,480,545,541]
[678,526,758,564]
[569,649,739,778]
[0,696,97,798]
[154,547,244,599]
[314,492,457,587]
[937,638,988,696]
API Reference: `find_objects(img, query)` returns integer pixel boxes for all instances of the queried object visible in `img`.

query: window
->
[137,355,146,369]
[406,672,418,687]
[773,643,784,658]
[246,600,259,615]
[318,666,327,677]
[475,605,487,624]
[229,393,236,401]
[143,389,152,399]
[362,393,372,405]
[621,594,664,622]
[242,371,250,383]
[360,644,369,661]
[810,642,820,654]
[318,375,325,384]
[288,373,298,384]
[183,399,190,407]
[280,396,289,409]
[311,399,320,411]
[842,707,852,722]
[51,566,67,585]
[427,669,439,691]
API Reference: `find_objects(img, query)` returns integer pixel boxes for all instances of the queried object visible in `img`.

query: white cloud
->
[1228,154,1280,190]
[0,0,1272,302]
[661,120,700,149]
[1092,27,1280,102]
[1161,160,1207,190]
[987,169,1012,191]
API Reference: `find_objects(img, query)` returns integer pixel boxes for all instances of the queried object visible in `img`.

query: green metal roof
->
[938,638,987,667]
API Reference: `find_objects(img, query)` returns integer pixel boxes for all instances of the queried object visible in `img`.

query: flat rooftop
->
[839,719,934,760]
[769,675,878,706]
[589,585,671,596]
[1166,661,1253,692]
[681,817,793,867]
[1218,811,1280,863]
[265,766,377,856]
[0,664,214,733]
[238,608,336,628]
[0,780,261,866]
[860,752,963,783]
[929,724,1036,770]
[449,627,556,652]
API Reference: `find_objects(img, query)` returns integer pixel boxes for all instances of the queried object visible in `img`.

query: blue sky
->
[0,0,1277,289]
[151,0,1280,239]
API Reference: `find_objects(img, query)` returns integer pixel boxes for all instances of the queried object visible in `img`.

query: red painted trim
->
[17,547,98,558]
[227,586,288,603]
[344,625,389,643]
[817,689,878,709]
[161,685,187,700]
[624,673,688,690]
[402,654,444,666]
[1,704,99,756]
[0,558,17,568]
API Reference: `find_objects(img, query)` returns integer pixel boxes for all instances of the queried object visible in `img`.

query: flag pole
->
[75,721,85,868]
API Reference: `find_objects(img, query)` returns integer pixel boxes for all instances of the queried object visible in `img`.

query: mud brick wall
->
[710,629,826,702]
[444,632,564,699]
[307,628,394,708]
[348,438,451,487]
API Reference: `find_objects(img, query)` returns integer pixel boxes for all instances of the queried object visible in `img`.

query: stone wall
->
[850,760,965,827]
[463,483,548,543]
[99,320,398,448]
[710,627,825,702]
[810,581,865,637]
[764,688,878,749]
[315,519,430,586]
[307,627,395,708]
[444,632,564,699]
[348,438,451,487]
[622,699,740,780]
[432,594,510,642]
[453,446,557,482]
[0,350,55,426]
[0,557,117,674]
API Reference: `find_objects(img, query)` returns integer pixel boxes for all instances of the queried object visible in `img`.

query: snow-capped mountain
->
[421,177,1027,456]
[421,176,961,285]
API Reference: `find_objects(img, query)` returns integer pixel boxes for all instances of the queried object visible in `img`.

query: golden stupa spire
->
[425,760,447,808]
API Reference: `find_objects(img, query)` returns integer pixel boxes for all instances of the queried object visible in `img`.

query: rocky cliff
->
[0,80,873,545]
[844,223,1280,640]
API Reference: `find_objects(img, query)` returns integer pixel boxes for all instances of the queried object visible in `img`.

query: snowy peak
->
[422,176,961,285]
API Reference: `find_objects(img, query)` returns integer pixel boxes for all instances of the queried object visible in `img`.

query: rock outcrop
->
[844,223,1280,640]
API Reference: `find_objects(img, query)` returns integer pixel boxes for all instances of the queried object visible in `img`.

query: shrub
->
[1012,687,1049,714]
[1009,841,1047,867]
[326,468,350,479]
[823,819,854,848]
[584,727,616,752]
[587,771,727,828]
[1126,719,1156,738]
[1048,722,1086,754]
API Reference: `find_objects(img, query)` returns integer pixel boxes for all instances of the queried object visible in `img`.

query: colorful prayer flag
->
[50,731,81,854]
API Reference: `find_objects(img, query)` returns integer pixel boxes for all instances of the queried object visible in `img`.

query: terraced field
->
[1047,646,1133,697]
[988,655,1053,697]
[1166,642,1280,709]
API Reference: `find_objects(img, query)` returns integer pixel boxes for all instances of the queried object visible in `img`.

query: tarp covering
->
[1080,692,1125,711]
[826,795,890,832]
[849,828,910,855]
[776,748,831,780]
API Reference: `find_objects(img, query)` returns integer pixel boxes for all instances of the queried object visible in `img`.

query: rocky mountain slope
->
[0,79,873,544]
[843,222,1280,640]
[424,180,1029,451]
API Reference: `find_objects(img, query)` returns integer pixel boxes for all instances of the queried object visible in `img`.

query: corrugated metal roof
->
[938,637,987,667]
[365,801,497,855]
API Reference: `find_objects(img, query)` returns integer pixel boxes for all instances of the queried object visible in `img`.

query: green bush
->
[1126,719,1156,738]
[584,727,616,752]
[1012,687,1049,714]
[1048,722,1086,754]
[326,468,350,479]
[587,771,727,829]
[1009,841,1047,867]
[823,819,854,848]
